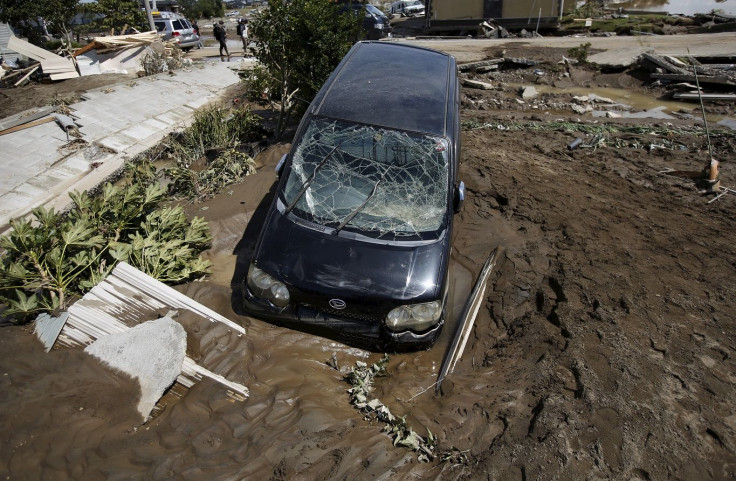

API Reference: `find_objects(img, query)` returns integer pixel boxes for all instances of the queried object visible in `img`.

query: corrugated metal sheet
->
[0,23,20,63]
[38,262,248,400]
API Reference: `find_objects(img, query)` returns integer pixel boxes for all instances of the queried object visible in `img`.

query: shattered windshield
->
[282,118,450,239]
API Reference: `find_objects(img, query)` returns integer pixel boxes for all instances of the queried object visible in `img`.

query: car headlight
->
[247,264,290,308]
[386,300,443,332]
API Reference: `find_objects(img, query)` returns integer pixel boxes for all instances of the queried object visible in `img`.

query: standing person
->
[239,18,250,56]
[192,20,203,49]
[214,20,230,61]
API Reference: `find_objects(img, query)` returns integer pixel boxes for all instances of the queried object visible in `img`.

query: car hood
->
[254,209,447,302]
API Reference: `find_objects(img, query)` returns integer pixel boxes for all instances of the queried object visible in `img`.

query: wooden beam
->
[14,65,39,87]
[0,116,55,136]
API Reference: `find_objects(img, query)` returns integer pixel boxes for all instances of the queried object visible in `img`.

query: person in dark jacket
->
[214,20,230,61]
[237,18,249,56]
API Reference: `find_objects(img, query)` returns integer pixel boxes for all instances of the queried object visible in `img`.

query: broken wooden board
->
[672,92,736,101]
[641,53,688,74]
[0,116,55,136]
[651,73,736,86]
[436,246,504,394]
[8,35,79,79]
[37,262,248,401]
[458,58,504,72]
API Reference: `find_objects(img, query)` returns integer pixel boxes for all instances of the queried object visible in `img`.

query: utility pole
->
[143,0,155,32]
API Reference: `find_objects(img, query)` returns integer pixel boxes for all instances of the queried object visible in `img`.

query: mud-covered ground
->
[1,48,735,480]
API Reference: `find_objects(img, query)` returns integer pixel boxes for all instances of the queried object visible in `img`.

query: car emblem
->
[329,299,347,310]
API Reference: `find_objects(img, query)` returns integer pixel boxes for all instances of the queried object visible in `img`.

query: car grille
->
[302,304,383,324]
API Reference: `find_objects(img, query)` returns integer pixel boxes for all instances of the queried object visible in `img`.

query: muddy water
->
[167,143,528,478]
[0,142,528,479]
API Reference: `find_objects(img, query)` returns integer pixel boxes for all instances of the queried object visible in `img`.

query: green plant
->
[82,0,146,34]
[567,42,592,64]
[171,106,263,166]
[248,0,362,138]
[165,148,256,202]
[345,355,436,462]
[0,183,211,322]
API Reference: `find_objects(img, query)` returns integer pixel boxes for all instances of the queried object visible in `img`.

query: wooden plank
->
[14,65,38,86]
[641,53,687,74]
[0,106,58,131]
[38,262,249,401]
[49,71,80,80]
[651,73,736,86]
[672,92,736,101]
[8,35,55,61]
[0,116,55,136]
[72,41,100,58]
[458,58,504,72]
[436,246,504,393]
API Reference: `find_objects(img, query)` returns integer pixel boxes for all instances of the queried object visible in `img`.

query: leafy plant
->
[82,0,147,35]
[0,183,211,322]
[567,42,592,64]
[345,355,437,462]
[170,106,263,166]
[248,0,363,138]
[165,148,256,202]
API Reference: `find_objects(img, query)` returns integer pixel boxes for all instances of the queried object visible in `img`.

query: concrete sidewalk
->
[0,60,248,230]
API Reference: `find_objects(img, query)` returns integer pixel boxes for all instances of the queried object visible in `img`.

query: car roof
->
[313,42,456,137]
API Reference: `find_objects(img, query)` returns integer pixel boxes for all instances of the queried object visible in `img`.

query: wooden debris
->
[39,262,248,402]
[0,116,55,136]
[461,78,494,90]
[13,65,39,87]
[436,247,504,394]
[8,35,79,80]
[458,58,504,72]
[672,92,736,101]
[641,53,688,74]
[651,73,735,86]
[0,106,58,131]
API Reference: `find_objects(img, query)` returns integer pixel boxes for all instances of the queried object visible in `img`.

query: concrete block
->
[84,316,187,421]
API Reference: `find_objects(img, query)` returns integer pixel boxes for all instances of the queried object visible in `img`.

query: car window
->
[283,117,449,238]
[172,20,184,29]
[154,21,166,32]
[365,5,383,15]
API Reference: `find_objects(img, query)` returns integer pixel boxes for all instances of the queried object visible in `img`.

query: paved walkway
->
[0,60,247,230]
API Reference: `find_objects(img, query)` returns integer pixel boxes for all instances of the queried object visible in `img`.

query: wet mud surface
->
[2,54,736,480]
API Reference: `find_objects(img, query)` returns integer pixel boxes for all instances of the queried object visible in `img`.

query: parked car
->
[153,11,200,51]
[340,2,392,40]
[241,41,463,351]
[390,0,425,17]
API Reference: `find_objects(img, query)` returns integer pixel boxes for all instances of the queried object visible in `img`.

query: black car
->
[340,3,392,40]
[242,41,463,351]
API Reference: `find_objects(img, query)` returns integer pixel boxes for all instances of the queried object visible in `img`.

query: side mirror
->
[275,153,287,176]
[454,181,465,214]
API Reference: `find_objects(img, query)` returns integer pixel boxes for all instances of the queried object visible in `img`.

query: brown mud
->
[1,49,736,480]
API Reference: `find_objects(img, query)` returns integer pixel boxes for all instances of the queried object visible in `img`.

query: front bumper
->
[241,285,443,352]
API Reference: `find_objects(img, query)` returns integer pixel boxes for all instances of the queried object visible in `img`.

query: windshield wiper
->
[284,145,340,215]
[333,168,389,235]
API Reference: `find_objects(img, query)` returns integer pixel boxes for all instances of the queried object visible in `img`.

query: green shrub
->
[0,183,211,322]
[567,42,592,63]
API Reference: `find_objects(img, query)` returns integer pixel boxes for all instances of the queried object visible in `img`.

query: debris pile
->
[639,52,736,101]
[1,31,185,87]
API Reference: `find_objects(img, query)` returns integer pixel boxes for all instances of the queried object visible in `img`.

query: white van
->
[390,0,426,17]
